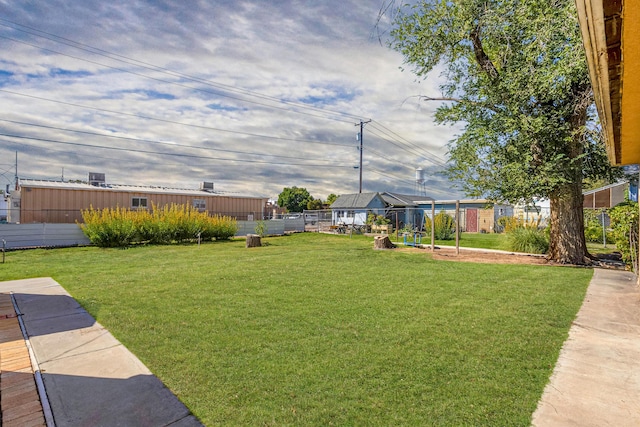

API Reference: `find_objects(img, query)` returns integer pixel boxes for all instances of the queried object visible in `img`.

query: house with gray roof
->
[330,192,387,225]
[330,192,435,228]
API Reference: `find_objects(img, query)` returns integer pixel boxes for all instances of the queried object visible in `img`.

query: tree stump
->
[373,235,395,250]
[246,234,262,248]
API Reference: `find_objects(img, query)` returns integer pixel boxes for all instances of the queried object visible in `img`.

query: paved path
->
[0,277,202,427]
[532,268,640,426]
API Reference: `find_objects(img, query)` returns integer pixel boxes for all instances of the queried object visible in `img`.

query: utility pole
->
[14,151,18,190]
[356,119,371,193]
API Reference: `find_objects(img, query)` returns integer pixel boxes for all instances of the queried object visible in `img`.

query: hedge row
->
[79,204,238,247]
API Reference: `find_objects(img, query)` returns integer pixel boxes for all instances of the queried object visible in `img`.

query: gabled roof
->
[331,192,383,209]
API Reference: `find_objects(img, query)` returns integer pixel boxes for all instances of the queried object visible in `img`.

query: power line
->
[0,133,354,168]
[0,89,353,148]
[0,18,365,120]
[0,20,366,124]
[368,121,447,167]
[0,118,352,161]
[0,33,360,125]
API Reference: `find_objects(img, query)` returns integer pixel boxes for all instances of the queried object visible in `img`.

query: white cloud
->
[0,0,464,201]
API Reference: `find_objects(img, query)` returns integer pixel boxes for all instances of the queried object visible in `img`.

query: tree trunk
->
[374,235,395,250]
[548,183,588,264]
[246,234,261,248]
[547,96,590,265]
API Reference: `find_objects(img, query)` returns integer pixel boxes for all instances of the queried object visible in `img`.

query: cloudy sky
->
[0,0,463,201]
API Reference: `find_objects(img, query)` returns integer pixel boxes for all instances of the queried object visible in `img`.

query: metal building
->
[9,178,268,224]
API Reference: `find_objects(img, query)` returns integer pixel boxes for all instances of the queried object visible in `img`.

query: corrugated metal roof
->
[381,193,435,206]
[18,179,267,199]
[582,181,628,196]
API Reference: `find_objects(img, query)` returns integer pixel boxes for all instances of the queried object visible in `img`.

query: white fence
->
[0,223,90,249]
[0,218,306,249]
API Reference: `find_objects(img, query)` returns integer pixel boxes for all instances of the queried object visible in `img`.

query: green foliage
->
[507,227,549,254]
[367,213,390,225]
[390,0,619,262]
[80,204,237,247]
[306,198,323,210]
[326,193,338,205]
[277,186,313,213]
[433,211,455,240]
[609,202,639,268]
[496,216,518,233]
[254,220,267,237]
[79,206,138,248]
[584,209,610,244]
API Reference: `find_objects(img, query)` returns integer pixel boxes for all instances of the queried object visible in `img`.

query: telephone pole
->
[356,119,371,193]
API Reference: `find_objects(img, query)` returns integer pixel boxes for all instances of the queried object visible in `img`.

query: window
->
[193,199,206,211]
[131,197,148,209]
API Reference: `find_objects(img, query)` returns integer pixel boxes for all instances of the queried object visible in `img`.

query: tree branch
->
[470,27,499,81]
[414,95,500,113]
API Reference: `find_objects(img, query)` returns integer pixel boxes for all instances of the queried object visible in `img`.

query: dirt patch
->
[398,245,550,265]
[394,245,625,268]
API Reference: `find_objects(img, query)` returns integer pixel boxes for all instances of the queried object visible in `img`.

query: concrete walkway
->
[0,277,202,427]
[532,268,640,426]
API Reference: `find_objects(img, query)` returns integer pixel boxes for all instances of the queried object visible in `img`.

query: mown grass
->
[392,231,511,250]
[0,233,592,426]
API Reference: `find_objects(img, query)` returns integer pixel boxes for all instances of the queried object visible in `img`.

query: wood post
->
[246,234,262,248]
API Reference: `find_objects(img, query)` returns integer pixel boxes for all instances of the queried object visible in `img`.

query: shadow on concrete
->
[11,292,96,337]
[3,283,203,426]
[42,372,201,427]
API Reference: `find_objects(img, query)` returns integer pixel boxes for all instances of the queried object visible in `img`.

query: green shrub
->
[507,227,549,254]
[79,206,138,248]
[80,204,238,247]
[201,214,238,240]
[255,220,267,237]
[609,202,638,269]
[433,211,455,240]
[496,216,521,233]
[584,209,610,244]
[367,213,390,225]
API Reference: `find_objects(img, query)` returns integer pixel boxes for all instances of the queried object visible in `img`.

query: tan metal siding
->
[19,186,267,223]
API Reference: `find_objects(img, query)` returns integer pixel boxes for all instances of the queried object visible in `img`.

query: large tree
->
[277,186,313,213]
[389,0,617,264]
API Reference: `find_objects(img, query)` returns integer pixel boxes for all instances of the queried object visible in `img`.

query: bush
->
[584,209,610,244]
[254,220,267,237]
[366,213,390,226]
[507,227,549,254]
[80,204,238,247]
[609,202,638,269]
[496,216,521,233]
[79,206,138,248]
[433,211,455,240]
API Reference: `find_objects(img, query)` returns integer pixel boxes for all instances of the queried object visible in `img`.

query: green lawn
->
[392,231,511,250]
[0,233,592,426]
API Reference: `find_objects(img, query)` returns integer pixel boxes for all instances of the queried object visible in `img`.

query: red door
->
[466,209,478,232]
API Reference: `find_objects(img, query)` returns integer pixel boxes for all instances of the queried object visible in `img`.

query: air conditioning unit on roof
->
[200,182,214,192]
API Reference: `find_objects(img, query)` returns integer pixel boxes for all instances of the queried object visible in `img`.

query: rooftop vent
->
[200,181,214,192]
[89,172,106,187]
